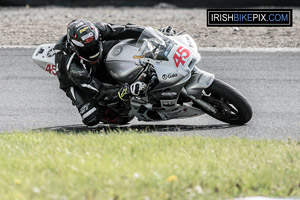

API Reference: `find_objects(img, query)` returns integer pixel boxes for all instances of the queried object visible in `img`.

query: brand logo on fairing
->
[161,92,177,97]
[162,100,176,106]
[162,73,178,80]
[46,49,55,57]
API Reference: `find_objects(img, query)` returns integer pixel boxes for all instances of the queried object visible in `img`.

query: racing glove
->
[118,82,147,101]
[131,81,147,96]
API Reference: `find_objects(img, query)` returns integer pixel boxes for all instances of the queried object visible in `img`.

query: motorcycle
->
[32,27,252,125]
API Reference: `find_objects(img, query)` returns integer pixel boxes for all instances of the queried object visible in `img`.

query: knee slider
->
[82,112,101,126]
[80,105,102,126]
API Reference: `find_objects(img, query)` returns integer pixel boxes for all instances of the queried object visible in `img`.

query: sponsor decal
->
[45,64,57,75]
[46,48,55,57]
[207,9,293,27]
[162,73,178,80]
[162,100,176,106]
[35,47,44,56]
[186,36,194,48]
[81,32,93,40]
[161,92,177,97]
[75,21,84,28]
[80,103,90,114]
[118,87,128,101]
[79,26,88,33]
[172,46,190,69]
[84,37,94,44]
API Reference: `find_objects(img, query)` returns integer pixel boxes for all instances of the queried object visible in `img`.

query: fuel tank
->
[105,39,144,84]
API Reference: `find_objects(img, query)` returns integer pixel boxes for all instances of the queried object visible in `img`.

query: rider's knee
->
[81,109,102,126]
[65,86,102,126]
[79,101,103,126]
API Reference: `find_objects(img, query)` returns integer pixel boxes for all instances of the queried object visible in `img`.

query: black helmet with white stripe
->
[67,19,103,62]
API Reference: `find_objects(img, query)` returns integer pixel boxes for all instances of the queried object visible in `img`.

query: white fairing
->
[107,27,214,121]
[171,34,214,95]
[32,44,57,76]
[106,28,204,90]
[170,34,201,65]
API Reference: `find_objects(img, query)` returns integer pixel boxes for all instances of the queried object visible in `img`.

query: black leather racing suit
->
[54,23,144,126]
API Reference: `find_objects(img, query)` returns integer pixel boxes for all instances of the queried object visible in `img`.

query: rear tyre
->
[198,78,252,125]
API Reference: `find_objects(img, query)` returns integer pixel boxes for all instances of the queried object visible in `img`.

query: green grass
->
[0,131,300,200]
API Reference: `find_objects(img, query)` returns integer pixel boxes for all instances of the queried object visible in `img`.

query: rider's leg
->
[65,86,102,126]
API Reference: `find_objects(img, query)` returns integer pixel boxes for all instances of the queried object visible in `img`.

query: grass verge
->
[0,131,300,200]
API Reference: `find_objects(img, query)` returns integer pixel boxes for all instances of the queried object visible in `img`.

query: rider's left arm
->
[95,22,145,40]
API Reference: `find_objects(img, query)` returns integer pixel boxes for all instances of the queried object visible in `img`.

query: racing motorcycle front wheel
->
[196,78,252,125]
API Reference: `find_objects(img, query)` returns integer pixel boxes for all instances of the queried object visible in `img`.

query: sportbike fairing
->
[105,27,210,121]
[105,27,201,89]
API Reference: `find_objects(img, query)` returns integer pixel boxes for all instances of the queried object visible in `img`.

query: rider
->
[54,19,175,126]
[54,19,149,126]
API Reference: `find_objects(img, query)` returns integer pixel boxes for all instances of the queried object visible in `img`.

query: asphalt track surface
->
[1,48,299,140]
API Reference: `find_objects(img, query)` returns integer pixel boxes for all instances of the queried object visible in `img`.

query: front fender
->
[185,68,215,97]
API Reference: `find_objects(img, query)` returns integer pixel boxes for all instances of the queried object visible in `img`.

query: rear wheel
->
[197,79,252,125]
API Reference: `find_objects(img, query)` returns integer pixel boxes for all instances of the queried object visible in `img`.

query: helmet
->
[67,19,103,62]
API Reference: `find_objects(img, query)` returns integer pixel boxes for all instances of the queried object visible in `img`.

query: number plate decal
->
[172,46,190,69]
[45,64,57,75]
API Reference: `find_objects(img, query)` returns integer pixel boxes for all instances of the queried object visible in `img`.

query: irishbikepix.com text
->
[207,9,292,26]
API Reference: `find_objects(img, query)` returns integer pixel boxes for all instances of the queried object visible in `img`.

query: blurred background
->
[1,0,300,7]
[0,0,299,48]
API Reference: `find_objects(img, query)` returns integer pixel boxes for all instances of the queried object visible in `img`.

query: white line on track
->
[198,47,300,52]
[1,45,300,52]
[0,45,39,49]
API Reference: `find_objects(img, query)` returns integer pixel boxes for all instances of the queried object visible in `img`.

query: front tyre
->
[199,79,252,125]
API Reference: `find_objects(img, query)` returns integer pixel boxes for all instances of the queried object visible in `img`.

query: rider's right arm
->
[66,59,123,104]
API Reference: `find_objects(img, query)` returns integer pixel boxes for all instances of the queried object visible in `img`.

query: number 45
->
[173,46,190,68]
[45,64,57,75]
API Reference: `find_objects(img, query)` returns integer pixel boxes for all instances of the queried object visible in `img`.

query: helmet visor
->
[77,41,101,62]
